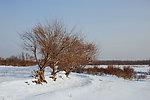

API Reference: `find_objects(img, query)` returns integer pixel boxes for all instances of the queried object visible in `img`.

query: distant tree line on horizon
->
[89,60,150,65]
[0,52,36,66]
[0,56,150,66]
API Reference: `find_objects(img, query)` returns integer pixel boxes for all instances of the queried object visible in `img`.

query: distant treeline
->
[0,58,36,66]
[0,53,36,66]
[89,60,150,65]
[1,56,150,66]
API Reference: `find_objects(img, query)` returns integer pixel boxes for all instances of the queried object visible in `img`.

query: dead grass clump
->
[122,66,135,79]
[105,66,123,77]
[73,68,84,73]
[135,74,147,81]
[73,66,138,80]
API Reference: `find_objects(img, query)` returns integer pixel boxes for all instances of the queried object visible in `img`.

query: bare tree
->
[58,40,98,77]
[21,20,98,83]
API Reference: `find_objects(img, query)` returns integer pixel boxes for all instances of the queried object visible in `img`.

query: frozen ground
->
[0,65,150,100]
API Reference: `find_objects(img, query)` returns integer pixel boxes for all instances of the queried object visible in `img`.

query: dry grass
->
[73,65,146,80]
[135,75,147,81]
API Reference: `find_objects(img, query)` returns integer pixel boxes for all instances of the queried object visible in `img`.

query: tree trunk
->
[51,64,57,81]
[65,68,71,77]
[52,66,56,75]
[39,70,46,82]
[34,69,47,84]
[65,71,71,77]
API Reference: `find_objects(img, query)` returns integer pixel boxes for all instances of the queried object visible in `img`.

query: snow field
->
[0,65,150,100]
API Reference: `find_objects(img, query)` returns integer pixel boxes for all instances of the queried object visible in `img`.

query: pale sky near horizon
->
[0,0,150,60]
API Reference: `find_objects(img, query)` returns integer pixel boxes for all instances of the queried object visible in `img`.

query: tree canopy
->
[22,20,98,83]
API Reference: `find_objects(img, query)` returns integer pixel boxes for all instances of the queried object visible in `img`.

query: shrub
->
[73,66,139,80]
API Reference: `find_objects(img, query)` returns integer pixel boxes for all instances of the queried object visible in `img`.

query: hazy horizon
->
[0,0,150,60]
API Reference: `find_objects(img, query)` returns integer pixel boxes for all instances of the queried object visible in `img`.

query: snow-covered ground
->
[0,65,150,100]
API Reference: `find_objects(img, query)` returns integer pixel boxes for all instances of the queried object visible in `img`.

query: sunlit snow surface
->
[0,65,150,100]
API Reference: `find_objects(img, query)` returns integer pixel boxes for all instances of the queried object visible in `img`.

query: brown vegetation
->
[0,59,35,66]
[73,66,146,80]
[0,53,36,66]
[89,60,150,65]
[21,20,98,83]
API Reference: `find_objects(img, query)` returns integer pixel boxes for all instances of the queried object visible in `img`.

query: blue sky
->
[0,0,150,60]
